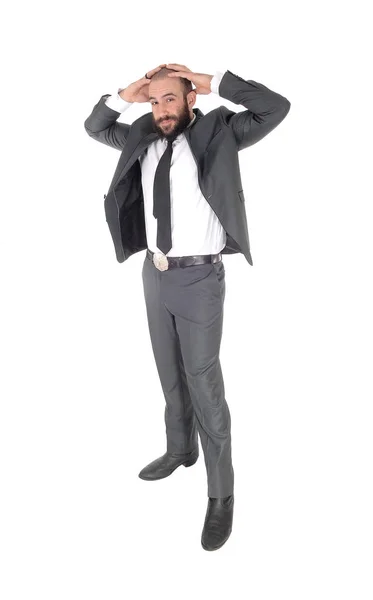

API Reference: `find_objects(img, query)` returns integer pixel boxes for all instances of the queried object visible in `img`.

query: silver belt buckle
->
[153,252,169,271]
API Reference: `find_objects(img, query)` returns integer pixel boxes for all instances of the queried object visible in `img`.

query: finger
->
[168,71,192,80]
[147,63,167,77]
[166,63,191,72]
[148,65,166,76]
[166,63,189,68]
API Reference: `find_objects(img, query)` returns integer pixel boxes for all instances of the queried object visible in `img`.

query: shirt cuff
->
[210,71,225,95]
[104,88,133,113]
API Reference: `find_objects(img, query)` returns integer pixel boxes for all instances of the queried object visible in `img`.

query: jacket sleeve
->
[83,94,131,151]
[217,70,291,151]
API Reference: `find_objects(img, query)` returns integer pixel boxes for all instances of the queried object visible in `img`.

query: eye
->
[151,98,174,105]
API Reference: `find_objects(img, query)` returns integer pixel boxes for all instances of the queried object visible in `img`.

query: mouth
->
[161,119,173,125]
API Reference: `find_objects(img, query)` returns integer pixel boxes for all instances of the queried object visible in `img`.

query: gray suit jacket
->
[84,70,291,265]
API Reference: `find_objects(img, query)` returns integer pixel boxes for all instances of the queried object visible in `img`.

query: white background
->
[1,0,372,598]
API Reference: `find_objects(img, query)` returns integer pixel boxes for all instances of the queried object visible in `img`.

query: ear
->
[187,89,197,107]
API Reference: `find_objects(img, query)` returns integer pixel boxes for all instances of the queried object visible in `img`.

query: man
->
[84,63,291,551]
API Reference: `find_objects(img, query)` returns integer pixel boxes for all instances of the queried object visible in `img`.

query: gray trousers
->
[141,253,234,498]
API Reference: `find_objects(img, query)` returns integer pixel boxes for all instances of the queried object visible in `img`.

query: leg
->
[163,260,234,498]
[141,256,198,455]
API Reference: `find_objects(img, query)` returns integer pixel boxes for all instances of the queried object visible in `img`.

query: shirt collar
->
[187,113,196,128]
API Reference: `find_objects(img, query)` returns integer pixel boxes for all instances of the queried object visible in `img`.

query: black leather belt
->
[147,249,222,271]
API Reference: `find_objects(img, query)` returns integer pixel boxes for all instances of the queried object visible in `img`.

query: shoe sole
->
[201,530,232,551]
[138,456,198,480]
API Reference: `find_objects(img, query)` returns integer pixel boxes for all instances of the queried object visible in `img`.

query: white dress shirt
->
[105,71,227,257]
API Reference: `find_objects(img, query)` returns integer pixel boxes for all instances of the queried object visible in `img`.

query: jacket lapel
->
[111,108,204,190]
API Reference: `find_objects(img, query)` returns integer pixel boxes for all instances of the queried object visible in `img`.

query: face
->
[148,77,195,141]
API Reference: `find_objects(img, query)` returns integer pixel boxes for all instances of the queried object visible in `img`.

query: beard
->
[151,97,192,142]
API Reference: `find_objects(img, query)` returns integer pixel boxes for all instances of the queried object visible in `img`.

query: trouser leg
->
[161,260,234,498]
[141,256,198,455]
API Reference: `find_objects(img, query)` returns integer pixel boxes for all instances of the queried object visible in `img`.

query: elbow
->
[276,98,291,123]
[84,120,95,137]
[282,98,291,116]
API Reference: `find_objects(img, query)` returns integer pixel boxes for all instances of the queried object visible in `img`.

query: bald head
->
[149,67,193,97]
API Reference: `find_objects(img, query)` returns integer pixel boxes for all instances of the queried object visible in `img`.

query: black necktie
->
[153,139,174,255]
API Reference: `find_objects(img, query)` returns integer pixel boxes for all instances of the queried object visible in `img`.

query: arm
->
[166,65,290,152]
[84,65,167,151]
[83,90,132,151]
[216,70,291,151]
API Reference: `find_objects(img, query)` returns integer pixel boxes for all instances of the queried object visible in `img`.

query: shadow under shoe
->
[138,450,199,481]
[201,494,234,551]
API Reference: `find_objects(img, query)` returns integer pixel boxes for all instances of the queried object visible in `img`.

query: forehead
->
[148,77,182,99]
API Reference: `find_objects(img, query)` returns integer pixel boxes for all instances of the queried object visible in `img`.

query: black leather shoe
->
[201,494,234,551]
[138,450,198,481]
